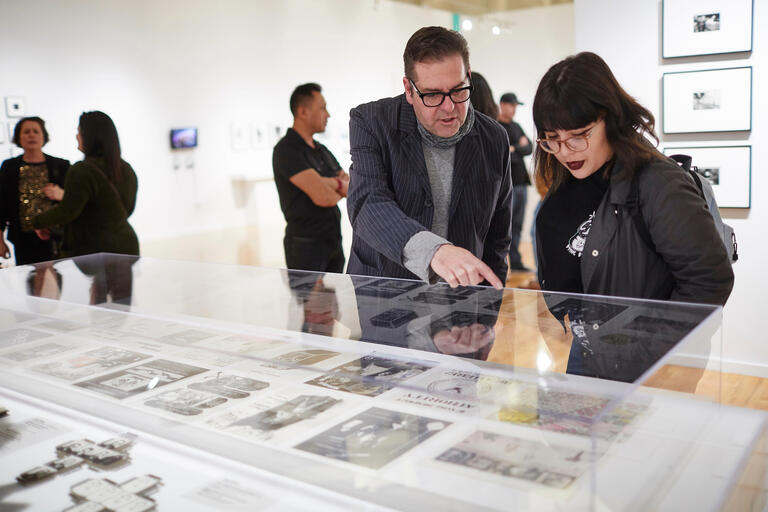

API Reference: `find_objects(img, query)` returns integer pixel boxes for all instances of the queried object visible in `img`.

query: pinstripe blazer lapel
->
[449,130,481,218]
[397,98,431,198]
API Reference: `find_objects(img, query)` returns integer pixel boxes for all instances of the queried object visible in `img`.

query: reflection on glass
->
[542,294,711,385]
[352,275,501,361]
[286,271,339,337]
[73,253,137,306]
[26,262,62,299]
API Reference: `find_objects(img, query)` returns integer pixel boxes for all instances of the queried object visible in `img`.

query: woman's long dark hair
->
[469,71,499,120]
[79,111,122,184]
[532,52,660,191]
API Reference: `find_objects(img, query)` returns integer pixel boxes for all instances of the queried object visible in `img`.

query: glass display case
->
[0,253,764,511]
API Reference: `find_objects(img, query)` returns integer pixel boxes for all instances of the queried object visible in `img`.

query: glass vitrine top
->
[0,253,721,387]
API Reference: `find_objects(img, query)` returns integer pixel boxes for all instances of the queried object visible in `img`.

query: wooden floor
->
[141,226,768,412]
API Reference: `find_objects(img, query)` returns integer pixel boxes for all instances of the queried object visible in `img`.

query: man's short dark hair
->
[12,116,49,147]
[403,26,470,81]
[290,83,322,116]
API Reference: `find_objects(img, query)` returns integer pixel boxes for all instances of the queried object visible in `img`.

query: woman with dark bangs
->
[532,52,732,306]
[32,111,139,258]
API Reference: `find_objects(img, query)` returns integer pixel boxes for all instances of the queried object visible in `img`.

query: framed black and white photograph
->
[662,67,751,133]
[4,96,26,118]
[662,0,753,58]
[663,145,751,208]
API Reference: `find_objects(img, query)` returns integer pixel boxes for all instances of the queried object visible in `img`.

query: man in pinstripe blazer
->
[346,26,512,290]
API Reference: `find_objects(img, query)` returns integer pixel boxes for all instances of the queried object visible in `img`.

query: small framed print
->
[4,96,26,118]
[662,0,753,58]
[662,66,751,134]
[663,145,751,208]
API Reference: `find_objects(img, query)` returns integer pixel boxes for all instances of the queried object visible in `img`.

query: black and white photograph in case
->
[663,0,753,57]
[663,67,752,133]
[663,146,751,208]
[75,359,207,399]
[206,387,352,443]
[0,342,78,362]
[306,354,434,397]
[295,407,449,470]
[32,347,151,381]
[143,373,269,416]
[0,328,51,350]
[435,431,590,490]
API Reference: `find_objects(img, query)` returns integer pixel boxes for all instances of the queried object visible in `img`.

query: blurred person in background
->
[32,110,138,258]
[273,83,349,273]
[498,92,532,272]
[0,116,70,265]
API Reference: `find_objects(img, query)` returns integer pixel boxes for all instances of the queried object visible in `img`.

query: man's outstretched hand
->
[430,245,503,289]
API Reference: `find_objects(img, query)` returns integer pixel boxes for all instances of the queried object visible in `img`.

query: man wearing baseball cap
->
[498,92,532,272]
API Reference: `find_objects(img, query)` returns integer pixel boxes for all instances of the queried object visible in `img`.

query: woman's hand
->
[0,238,10,259]
[42,183,64,201]
[34,228,51,240]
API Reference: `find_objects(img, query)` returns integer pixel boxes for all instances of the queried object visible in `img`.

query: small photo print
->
[32,347,151,381]
[693,89,721,110]
[355,280,422,299]
[0,328,51,349]
[295,407,449,470]
[693,13,720,33]
[75,359,208,399]
[369,308,418,329]
[205,388,350,443]
[225,394,342,437]
[436,431,589,490]
[306,355,433,397]
[697,167,720,185]
[144,389,228,416]
[1,342,75,362]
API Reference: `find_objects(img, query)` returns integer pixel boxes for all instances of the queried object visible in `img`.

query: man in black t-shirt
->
[273,83,349,272]
[498,92,532,271]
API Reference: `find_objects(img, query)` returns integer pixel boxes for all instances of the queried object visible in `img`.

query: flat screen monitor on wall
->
[170,127,197,149]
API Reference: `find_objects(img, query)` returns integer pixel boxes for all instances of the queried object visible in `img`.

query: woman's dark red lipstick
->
[567,161,584,170]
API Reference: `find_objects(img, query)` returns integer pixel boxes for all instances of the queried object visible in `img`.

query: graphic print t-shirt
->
[536,168,610,293]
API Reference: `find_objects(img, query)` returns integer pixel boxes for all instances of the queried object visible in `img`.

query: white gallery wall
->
[0,0,573,267]
[0,0,449,264]
[575,0,766,375]
[465,4,575,244]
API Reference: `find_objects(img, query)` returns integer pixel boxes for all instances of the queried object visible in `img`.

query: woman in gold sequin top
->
[0,117,70,265]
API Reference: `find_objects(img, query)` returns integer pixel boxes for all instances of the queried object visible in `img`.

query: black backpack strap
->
[668,154,692,172]
[627,171,656,253]
[669,153,707,198]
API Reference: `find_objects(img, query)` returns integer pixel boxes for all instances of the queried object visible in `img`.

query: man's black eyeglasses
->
[408,76,473,108]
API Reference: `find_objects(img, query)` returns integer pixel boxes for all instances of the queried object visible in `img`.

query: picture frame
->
[662,0,753,58]
[663,145,751,208]
[662,66,751,134]
[4,96,26,118]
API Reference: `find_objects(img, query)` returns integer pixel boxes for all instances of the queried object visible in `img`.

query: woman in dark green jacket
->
[32,111,139,257]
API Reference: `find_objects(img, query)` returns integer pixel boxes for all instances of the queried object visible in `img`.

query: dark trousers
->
[12,231,56,266]
[508,186,528,269]
[284,236,345,273]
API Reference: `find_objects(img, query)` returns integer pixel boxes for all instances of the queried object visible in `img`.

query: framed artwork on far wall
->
[662,66,751,134]
[662,0,753,58]
[4,96,26,118]
[663,145,751,208]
